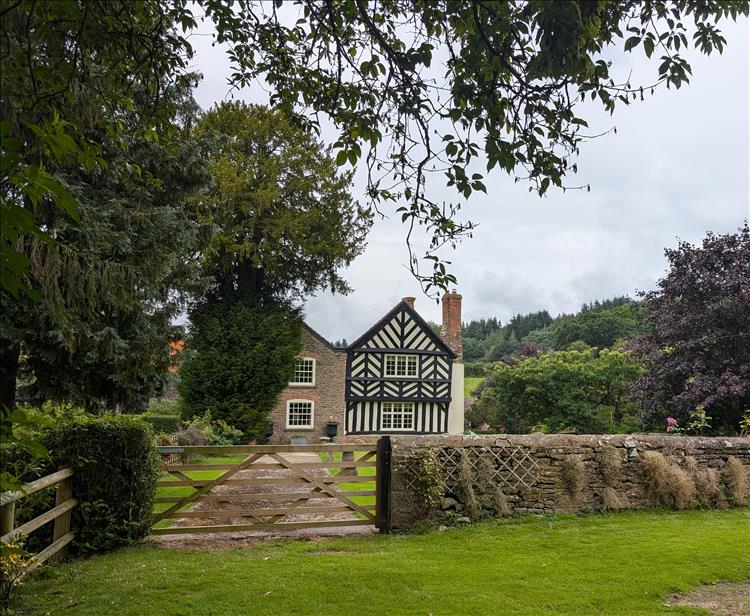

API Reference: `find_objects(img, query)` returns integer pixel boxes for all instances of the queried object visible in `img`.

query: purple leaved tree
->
[632,224,750,433]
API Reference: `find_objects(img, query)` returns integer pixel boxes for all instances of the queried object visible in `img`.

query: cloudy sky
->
[190,15,749,343]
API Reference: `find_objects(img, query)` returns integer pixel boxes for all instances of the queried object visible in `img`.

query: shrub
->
[641,451,695,510]
[396,448,446,517]
[723,457,749,506]
[146,397,182,416]
[141,413,181,434]
[43,415,158,555]
[183,412,245,445]
[684,457,722,508]
[171,428,206,446]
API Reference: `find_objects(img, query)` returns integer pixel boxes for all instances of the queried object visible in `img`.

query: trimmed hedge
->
[141,413,181,434]
[44,415,158,555]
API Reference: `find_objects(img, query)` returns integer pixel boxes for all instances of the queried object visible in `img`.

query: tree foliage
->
[1,0,198,299]
[1,81,207,412]
[470,349,643,433]
[179,102,371,435]
[632,225,750,433]
[179,295,302,439]
[192,102,371,300]
[197,0,748,290]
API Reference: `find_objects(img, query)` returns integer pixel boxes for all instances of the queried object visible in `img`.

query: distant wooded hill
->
[462,296,647,362]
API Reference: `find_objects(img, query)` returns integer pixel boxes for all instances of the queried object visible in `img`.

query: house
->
[270,291,464,442]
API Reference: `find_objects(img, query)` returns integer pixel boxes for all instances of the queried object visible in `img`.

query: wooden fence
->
[0,468,76,569]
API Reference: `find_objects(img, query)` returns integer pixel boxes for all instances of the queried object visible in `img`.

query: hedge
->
[141,413,181,434]
[43,415,159,555]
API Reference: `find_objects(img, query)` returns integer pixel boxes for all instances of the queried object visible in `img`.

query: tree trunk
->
[0,339,19,409]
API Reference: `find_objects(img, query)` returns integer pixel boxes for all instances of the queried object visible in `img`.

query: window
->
[381,402,414,431]
[384,354,417,377]
[286,400,314,429]
[290,357,315,386]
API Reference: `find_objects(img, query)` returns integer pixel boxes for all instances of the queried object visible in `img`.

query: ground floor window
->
[381,401,414,431]
[287,400,314,428]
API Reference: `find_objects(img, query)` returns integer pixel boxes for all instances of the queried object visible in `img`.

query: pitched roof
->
[347,299,455,357]
[303,322,344,352]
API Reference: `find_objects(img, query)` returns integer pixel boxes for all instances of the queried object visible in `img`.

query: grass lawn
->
[465,376,483,398]
[17,508,750,615]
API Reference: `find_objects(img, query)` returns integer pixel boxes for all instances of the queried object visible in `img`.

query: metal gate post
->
[375,436,391,533]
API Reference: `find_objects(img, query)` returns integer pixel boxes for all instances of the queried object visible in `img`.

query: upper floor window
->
[290,357,315,386]
[384,353,417,378]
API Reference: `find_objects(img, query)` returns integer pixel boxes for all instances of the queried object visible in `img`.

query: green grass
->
[153,454,247,528]
[318,450,376,508]
[465,376,483,398]
[18,509,750,615]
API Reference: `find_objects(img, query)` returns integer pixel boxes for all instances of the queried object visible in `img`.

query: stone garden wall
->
[389,434,750,529]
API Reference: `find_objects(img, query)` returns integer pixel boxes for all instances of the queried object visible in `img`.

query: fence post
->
[51,474,73,562]
[375,436,391,533]
[0,501,14,539]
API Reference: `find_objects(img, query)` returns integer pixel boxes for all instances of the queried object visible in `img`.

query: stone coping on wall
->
[388,433,750,450]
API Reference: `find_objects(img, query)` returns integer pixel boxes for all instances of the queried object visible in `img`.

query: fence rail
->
[0,468,76,570]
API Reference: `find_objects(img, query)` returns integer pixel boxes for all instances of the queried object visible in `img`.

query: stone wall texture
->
[270,328,346,444]
[389,433,750,529]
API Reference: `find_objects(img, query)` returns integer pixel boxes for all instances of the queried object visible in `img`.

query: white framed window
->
[384,354,418,378]
[290,357,315,386]
[286,400,314,429]
[381,402,414,431]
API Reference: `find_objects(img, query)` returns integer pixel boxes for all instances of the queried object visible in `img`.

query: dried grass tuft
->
[601,487,626,511]
[597,446,623,488]
[457,449,480,519]
[492,488,512,517]
[684,457,722,508]
[641,451,695,510]
[560,456,585,500]
[723,457,750,506]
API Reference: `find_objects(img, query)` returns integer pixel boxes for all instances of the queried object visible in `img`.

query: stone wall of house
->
[389,433,750,529]
[270,328,346,444]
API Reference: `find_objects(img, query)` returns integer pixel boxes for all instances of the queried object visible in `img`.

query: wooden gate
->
[152,440,390,535]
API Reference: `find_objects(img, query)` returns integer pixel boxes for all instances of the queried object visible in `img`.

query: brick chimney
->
[441,290,463,361]
[402,296,416,309]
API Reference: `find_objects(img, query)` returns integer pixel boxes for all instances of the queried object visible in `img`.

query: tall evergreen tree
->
[179,102,372,434]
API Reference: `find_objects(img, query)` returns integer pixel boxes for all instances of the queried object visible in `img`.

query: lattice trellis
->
[403,446,539,492]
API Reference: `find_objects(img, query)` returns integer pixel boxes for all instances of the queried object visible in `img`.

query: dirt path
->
[153,452,377,550]
[666,581,750,616]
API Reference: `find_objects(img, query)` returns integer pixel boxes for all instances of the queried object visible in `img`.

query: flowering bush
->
[0,540,36,610]
[666,417,679,433]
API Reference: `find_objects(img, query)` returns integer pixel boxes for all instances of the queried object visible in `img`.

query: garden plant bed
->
[17,508,750,615]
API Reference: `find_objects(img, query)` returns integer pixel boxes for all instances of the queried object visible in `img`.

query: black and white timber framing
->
[344,300,455,434]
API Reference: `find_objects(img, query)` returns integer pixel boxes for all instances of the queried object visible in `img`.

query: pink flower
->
[666,417,678,432]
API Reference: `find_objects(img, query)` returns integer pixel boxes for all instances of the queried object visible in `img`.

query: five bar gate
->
[152,438,391,535]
